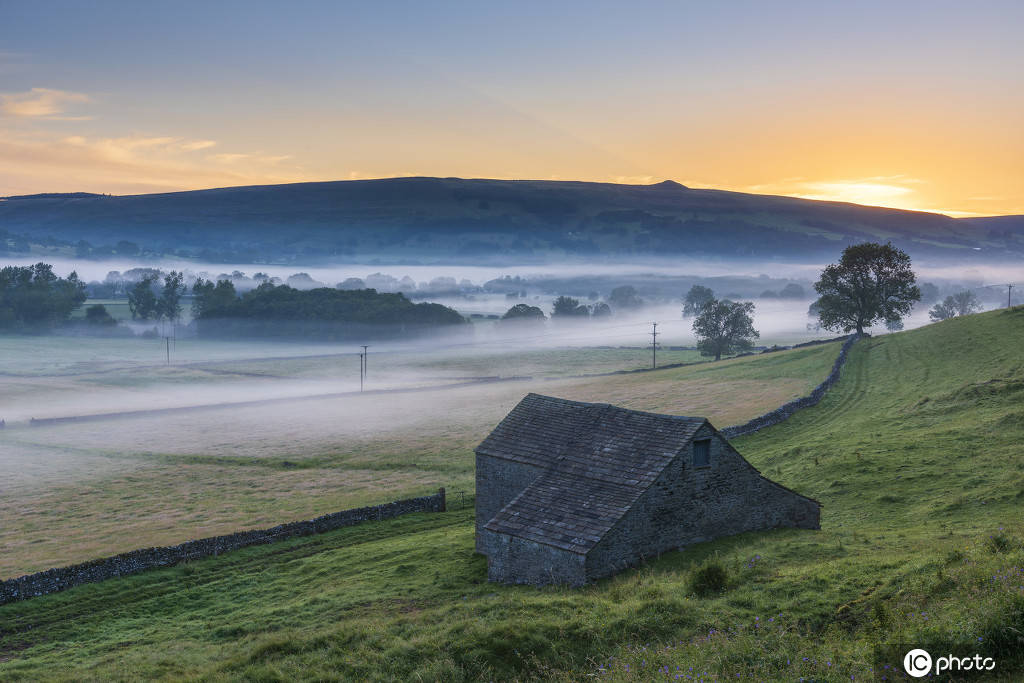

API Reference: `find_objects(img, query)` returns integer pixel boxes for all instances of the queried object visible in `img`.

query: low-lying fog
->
[1,253,1018,424]
[4,254,1022,295]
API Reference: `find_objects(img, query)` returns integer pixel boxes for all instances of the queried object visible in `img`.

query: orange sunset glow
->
[2,3,1021,218]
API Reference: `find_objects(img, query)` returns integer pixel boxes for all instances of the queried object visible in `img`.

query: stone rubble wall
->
[0,489,446,606]
[720,334,861,439]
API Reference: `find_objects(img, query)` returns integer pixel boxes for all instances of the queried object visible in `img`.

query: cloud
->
[0,131,312,195]
[210,152,251,163]
[795,180,915,203]
[610,175,662,185]
[712,175,929,210]
[345,170,416,180]
[0,87,90,119]
[178,140,217,151]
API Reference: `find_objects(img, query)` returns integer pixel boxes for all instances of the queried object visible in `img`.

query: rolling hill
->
[1,307,1022,680]
[1,178,1020,263]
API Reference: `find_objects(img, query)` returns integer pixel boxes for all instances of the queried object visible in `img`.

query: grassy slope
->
[2,310,1024,680]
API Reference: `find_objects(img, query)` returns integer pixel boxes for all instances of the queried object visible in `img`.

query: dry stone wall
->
[0,489,446,606]
[720,334,860,438]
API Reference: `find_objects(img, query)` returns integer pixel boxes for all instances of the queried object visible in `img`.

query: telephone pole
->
[649,322,659,369]
[164,336,171,365]
[361,345,369,383]
[359,351,364,392]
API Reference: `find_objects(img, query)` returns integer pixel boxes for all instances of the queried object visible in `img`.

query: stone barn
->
[475,393,820,586]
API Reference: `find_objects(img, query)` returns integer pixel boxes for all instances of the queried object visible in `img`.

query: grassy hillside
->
[2,309,1023,680]
[1,177,1015,262]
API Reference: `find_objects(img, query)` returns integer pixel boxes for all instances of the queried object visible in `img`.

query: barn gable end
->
[475,394,820,586]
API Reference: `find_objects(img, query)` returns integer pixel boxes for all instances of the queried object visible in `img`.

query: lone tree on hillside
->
[929,290,982,321]
[813,242,920,334]
[682,285,715,317]
[693,298,759,361]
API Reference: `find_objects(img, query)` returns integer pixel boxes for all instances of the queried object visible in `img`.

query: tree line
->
[0,263,87,331]
[190,280,467,340]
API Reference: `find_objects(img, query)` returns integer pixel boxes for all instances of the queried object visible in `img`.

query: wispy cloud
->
[178,140,217,151]
[210,152,251,163]
[610,175,662,185]
[345,170,417,180]
[0,131,312,195]
[0,87,90,119]
[0,85,312,195]
[718,175,930,210]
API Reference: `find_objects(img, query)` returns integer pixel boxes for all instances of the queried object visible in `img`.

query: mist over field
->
[6,253,1021,291]
[1,245,1016,431]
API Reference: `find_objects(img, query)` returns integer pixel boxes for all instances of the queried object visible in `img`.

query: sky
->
[1,0,1021,216]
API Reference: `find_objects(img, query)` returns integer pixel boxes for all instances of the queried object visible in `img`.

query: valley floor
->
[0,341,833,577]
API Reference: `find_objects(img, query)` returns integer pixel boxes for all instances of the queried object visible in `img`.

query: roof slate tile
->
[480,394,707,554]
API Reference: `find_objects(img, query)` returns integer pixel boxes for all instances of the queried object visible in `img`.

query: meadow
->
[0,335,836,578]
[2,308,1021,680]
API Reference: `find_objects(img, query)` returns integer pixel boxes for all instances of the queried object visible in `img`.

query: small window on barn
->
[693,439,711,467]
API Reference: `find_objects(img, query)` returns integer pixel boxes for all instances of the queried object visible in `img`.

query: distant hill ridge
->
[1,177,1021,262]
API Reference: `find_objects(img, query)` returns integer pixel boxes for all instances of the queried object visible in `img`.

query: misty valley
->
[1,208,1022,680]
[1,5,1023,674]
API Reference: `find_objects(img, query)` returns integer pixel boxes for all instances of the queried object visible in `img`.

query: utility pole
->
[359,351,364,392]
[164,336,171,365]
[650,322,659,369]
[361,345,369,384]
[1008,284,1015,308]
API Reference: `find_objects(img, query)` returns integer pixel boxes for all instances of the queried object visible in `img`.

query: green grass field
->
[2,309,1022,680]
[68,299,136,322]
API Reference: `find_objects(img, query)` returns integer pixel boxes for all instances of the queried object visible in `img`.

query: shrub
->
[689,561,729,597]
[985,533,1018,553]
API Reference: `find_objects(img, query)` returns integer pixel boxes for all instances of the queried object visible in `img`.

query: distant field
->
[67,298,134,321]
[1,309,1022,680]
[0,335,840,578]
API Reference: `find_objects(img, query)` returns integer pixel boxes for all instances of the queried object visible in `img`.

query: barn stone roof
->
[479,393,707,554]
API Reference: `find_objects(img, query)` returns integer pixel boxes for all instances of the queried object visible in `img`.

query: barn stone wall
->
[481,531,586,586]
[474,453,544,552]
[0,490,446,606]
[585,426,819,581]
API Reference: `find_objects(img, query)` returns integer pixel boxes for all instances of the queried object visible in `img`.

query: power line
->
[971,283,1018,308]
[650,322,659,369]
